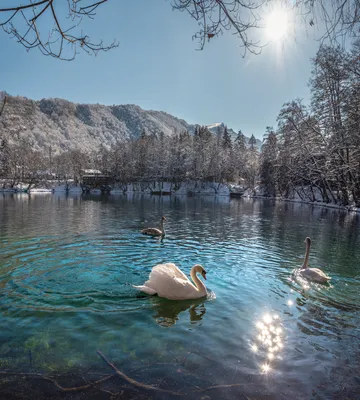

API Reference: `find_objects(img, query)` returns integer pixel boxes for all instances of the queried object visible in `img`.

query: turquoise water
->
[0,193,359,399]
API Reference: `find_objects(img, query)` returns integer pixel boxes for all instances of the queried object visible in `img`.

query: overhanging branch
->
[0,0,118,60]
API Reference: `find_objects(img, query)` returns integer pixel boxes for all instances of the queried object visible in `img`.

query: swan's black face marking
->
[162,216,167,221]
[201,270,207,280]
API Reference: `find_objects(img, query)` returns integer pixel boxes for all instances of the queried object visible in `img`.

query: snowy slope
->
[0,92,261,153]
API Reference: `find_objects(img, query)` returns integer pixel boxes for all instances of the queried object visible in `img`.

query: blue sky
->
[1,1,322,140]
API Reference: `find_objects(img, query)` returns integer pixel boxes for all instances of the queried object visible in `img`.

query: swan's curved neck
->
[302,242,310,269]
[190,269,206,292]
[160,220,165,235]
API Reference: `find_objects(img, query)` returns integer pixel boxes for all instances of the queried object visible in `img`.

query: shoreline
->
[250,194,360,213]
[1,186,359,214]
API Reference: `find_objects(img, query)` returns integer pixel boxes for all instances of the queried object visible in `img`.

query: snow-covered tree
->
[248,134,257,150]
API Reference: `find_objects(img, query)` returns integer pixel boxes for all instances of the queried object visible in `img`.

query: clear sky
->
[0,1,322,140]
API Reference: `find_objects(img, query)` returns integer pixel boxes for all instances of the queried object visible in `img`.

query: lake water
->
[0,193,359,399]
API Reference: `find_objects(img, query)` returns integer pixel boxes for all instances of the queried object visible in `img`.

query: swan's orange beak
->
[201,271,207,280]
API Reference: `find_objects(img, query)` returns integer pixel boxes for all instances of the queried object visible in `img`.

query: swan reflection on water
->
[150,297,207,327]
[251,313,284,374]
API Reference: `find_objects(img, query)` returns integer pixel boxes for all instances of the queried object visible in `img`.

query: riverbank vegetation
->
[260,42,360,207]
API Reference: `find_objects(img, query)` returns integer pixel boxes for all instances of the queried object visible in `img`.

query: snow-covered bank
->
[245,185,360,213]
[0,180,231,196]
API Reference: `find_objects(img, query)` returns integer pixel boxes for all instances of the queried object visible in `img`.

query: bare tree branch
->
[300,0,360,47]
[0,0,118,60]
[1,1,360,60]
[172,0,265,56]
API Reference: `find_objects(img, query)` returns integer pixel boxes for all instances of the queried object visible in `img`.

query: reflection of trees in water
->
[150,298,206,327]
[256,200,360,256]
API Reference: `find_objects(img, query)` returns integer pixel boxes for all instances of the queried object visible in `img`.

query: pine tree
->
[194,125,200,138]
[222,126,232,149]
[234,130,246,151]
[248,134,257,150]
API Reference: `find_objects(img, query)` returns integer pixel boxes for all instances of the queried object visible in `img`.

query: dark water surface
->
[0,193,359,399]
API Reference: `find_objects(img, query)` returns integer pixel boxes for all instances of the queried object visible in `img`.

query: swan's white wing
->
[150,263,190,282]
[145,263,202,300]
[300,268,331,282]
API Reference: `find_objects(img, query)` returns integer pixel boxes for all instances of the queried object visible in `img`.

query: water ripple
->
[0,194,360,399]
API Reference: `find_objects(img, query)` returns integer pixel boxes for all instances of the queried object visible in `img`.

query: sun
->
[266,9,289,42]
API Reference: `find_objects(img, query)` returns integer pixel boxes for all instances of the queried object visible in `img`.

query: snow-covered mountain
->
[0,92,261,153]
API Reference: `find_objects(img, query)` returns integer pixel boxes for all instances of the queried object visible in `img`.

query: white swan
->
[141,216,166,236]
[299,237,331,283]
[133,263,208,300]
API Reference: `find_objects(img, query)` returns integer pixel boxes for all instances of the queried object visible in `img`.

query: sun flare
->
[266,10,288,41]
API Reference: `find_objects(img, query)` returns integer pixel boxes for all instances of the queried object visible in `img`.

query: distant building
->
[81,169,102,175]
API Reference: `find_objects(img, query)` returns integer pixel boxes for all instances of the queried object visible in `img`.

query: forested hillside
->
[0,93,260,188]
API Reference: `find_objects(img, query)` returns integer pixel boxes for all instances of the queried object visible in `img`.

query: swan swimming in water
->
[133,263,208,300]
[141,216,166,236]
[299,237,331,283]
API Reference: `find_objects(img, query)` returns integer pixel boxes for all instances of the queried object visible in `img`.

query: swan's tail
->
[132,285,157,295]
